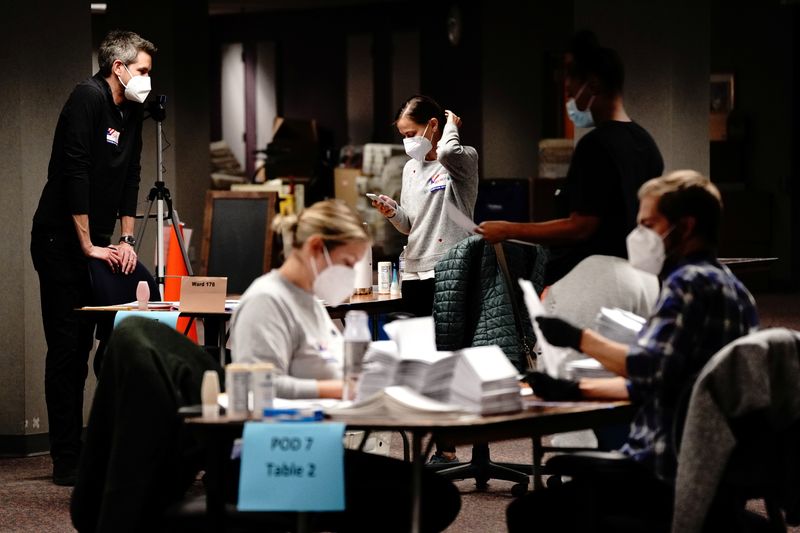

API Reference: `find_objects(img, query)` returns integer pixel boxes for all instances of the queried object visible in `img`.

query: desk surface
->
[325,287,402,321]
[78,286,401,315]
[185,399,633,445]
[187,398,633,533]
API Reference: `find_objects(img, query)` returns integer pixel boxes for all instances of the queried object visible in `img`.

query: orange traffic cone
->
[165,223,198,343]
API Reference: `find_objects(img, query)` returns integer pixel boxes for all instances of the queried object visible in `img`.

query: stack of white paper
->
[449,346,523,415]
[394,351,460,402]
[353,316,523,415]
[595,307,646,345]
[355,339,459,402]
[327,386,466,420]
[564,358,615,380]
[356,341,401,400]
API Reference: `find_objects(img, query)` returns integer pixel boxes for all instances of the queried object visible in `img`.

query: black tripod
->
[134,95,193,298]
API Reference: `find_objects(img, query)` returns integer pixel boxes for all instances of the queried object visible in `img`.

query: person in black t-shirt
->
[30,30,156,486]
[478,31,663,285]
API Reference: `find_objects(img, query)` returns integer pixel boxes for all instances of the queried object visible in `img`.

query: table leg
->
[370,312,379,341]
[411,432,423,533]
[532,436,544,490]
[205,432,226,530]
[218,319,226,367]
[296,512,310,533]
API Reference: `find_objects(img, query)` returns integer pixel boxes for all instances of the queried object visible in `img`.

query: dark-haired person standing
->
[370,95,479,318]
[30,30,156,486]
[478,31,664,285]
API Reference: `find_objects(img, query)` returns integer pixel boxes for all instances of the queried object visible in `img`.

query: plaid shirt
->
[619,252,758,480]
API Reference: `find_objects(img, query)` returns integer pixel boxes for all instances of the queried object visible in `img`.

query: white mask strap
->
[321,243,333,267]
[117,63,133,87]
[574,82,587,100]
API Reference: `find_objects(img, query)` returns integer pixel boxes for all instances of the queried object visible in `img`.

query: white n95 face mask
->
[403,121,433,161]
[118,64,151,104]
[310,245,356,306]
[626,225,671,275]
[565,83,595,128]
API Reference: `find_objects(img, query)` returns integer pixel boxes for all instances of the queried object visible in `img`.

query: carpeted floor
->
[0,455,73,532]
[1,290,798,532]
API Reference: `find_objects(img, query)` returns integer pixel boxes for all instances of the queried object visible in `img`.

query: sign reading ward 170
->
[237,422,346,511]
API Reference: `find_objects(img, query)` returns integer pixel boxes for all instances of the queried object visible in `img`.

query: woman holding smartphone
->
[371,95,479,318]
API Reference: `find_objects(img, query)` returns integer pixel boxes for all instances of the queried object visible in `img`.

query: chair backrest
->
[541,255,659,377]
[71,317,220,532]
[672,328,800,533]
[433,235,546,372]
[87,258,160,306]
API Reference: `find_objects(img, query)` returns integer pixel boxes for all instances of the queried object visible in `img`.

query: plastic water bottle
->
[250,362,275,418]
[342,310,371,402]
[398,246,407,289]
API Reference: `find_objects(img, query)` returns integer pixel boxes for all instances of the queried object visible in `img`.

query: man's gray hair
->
[98,30,157,76]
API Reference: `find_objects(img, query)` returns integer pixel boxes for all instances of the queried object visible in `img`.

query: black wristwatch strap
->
[119,234,136,246]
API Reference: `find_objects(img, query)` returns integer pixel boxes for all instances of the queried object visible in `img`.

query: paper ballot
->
[382,316,437,358]
[518,279,573,377]
[445,198,537,247]
[444,199,478,234]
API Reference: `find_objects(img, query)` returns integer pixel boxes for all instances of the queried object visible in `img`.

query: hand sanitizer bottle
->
[136,281,150,310]
[201,370,220,419]
[390,266,400,296]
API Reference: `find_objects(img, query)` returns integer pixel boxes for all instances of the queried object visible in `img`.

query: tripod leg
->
[134,197,157,255]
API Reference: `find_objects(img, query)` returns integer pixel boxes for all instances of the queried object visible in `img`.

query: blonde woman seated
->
[230,200,460,532]
[231,199,365,399]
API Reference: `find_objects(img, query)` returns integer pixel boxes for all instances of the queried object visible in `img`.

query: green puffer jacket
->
[433,235,547,372]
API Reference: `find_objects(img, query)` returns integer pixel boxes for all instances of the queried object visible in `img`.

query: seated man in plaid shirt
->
[508,170,759,532]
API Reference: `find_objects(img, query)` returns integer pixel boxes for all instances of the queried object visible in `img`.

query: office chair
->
[71,317,222,532]
[542,328,800,532]
[87,258,160,376]
[432,236,547,495]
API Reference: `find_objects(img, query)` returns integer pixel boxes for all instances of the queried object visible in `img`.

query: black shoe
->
[427,452,460,465]
[53,463,77,486]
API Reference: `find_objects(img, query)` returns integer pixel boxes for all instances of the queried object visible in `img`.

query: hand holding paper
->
[519,279,566,375]
[445,198,536,247]
[535,316,583,351]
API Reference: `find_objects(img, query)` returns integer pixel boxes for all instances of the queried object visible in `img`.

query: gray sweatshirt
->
[230,271,343,399]
[389,122,479,273]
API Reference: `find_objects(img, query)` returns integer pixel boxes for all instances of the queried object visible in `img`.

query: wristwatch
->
[119,234,137,246]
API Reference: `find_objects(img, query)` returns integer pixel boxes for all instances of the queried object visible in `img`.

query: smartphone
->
[366,193,392,209]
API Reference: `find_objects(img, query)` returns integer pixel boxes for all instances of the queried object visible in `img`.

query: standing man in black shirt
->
[477,31,664,285]
[30,30,156,486]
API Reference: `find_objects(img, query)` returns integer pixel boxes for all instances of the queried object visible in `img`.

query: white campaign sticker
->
[106,128,120,145]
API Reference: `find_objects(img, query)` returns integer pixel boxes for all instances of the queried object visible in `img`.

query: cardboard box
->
[334,167,361,209]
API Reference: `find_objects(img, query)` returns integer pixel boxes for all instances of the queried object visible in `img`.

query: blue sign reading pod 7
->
[238,422,346,511]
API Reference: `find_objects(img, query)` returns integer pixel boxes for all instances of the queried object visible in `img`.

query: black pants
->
[506,470,674,533]
[401,278,435,318]
[30,228,98,470]
[223,450,462,532]
[315,450,462,532]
